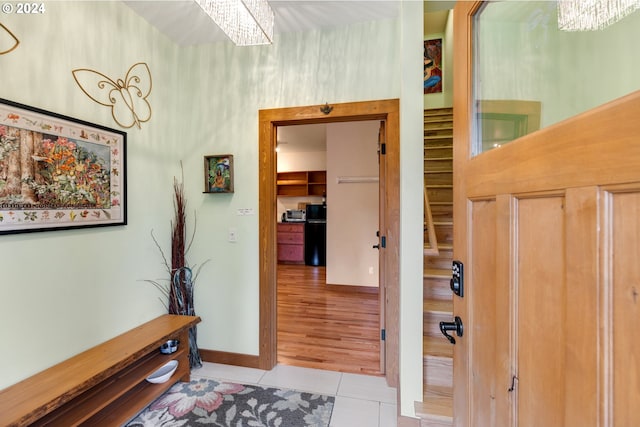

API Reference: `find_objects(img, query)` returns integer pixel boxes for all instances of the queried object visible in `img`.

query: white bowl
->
[146,360,178,384]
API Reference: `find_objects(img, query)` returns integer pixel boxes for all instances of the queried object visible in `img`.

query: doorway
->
[275,120,381,375]
[258,99,400,387]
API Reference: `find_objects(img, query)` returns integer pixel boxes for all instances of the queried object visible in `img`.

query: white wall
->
[277,151,327,172]
[0,1,425,418]
[176,20,403,358]
[0,1,402,384]
[276,150,326,215]
[326,121,379,287]
[400,0,426,417]
[476,3,640,128]
[0,1,181,387]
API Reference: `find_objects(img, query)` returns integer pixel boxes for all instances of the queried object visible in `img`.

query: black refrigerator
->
[304,204,326,266]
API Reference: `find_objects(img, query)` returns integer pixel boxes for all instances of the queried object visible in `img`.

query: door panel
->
[468,198,501,427]
[516,196,566,427]
[453,2,640,426]
[611,189,640,426]
[564,187,599,427]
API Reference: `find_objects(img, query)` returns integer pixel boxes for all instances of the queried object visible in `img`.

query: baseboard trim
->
[397,415,421,427]
[326,283,379,294]
[200,349,261,369]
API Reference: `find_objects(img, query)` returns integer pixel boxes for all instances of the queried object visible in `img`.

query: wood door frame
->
[258,99,400,387]
[453,3,480,422]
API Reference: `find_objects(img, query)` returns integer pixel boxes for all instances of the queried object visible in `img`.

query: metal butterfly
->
[0,23,19,55]
[72,62,152,129]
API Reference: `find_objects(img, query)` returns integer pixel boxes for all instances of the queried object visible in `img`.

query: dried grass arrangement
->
[145,164,209,369]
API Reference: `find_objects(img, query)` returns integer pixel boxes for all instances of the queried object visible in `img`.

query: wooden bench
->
[0,314,201,426]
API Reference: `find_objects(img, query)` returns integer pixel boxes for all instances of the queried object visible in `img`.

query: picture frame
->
[424,38,443,94]
[204,154,234,193]
[0,98,126,235]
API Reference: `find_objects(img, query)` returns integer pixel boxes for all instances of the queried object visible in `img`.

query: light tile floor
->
[192,362,397,427]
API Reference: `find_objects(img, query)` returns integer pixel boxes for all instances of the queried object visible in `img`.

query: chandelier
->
[196,0,274,46]
[557,0,640,31]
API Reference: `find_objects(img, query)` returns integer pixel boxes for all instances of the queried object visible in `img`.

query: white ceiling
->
[125,1,455,46]
[126,0,400,45]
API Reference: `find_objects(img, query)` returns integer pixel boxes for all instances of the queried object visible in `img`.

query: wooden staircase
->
[416,108,454,427]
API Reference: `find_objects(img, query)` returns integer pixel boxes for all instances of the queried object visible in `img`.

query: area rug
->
[125,378,334,427]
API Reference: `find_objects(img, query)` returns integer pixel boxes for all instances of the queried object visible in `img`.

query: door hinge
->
[381,329,386,341]
[373,235,386,250]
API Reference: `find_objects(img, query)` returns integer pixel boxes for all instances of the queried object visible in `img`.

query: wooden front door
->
[453,3,640,426]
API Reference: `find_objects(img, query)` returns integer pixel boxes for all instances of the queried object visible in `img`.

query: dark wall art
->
[424,38,443,94]
[204,154,234,193]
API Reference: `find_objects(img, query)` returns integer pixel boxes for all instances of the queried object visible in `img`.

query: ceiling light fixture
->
[557,0,640,31]
[195,0,274,46]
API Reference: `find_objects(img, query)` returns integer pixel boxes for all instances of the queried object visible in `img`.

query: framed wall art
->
[204,154,234,193]
[0,98,126,235]
[424,38,443,94]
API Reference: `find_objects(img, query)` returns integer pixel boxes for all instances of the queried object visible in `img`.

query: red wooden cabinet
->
[277,223,305,263]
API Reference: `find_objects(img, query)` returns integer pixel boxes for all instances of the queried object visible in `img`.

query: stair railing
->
[423,176,439,256]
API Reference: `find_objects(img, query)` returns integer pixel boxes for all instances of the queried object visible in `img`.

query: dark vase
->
[170,266,202,369]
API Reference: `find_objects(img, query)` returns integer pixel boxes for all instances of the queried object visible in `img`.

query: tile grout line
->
[334,372,343,397]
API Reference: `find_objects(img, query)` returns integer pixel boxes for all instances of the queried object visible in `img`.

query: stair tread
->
[424,268,450,278]
[424,298,453,313]
[424,246,440,257]
[423,115,453,120]
[424,136,453,141]
[424,170,453,174]
[421,108,454,427]
[433,221,453,226]
[425,222,452,228]
[415,385,453,420]
[436,243,453,250]
[423,336,454,358]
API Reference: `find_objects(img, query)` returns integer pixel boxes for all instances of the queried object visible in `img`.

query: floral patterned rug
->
[125,378,335,427]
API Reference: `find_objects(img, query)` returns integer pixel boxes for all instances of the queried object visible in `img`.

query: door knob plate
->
[440,316,464,345]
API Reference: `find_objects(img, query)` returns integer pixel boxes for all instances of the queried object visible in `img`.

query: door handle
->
[440,316,463,345]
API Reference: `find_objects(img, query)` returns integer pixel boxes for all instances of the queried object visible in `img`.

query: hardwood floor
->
[277,264,382,375]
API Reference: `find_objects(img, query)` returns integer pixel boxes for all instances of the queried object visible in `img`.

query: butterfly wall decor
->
[72,62,153,129]
[0,23,20,55]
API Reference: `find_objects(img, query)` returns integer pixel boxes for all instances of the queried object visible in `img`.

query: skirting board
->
[398,415,421,427]
[200,349,261,369]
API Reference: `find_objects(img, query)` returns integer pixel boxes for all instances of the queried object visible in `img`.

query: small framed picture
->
[204,154,234,193]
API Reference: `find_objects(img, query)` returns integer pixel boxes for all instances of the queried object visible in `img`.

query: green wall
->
[1,0,182,386]
[476,2,640,128]
[0,0,425,418]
